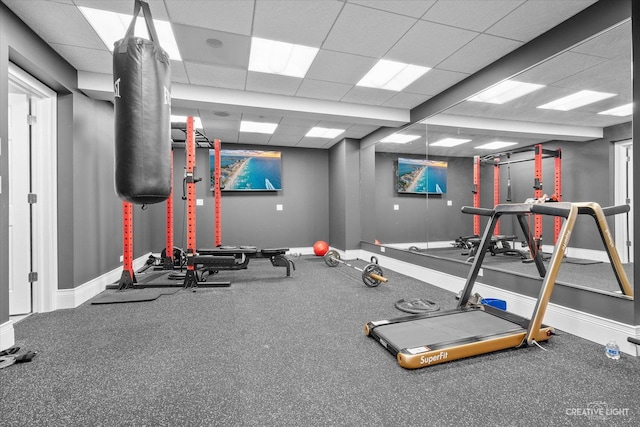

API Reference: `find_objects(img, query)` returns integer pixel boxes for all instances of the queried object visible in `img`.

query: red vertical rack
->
[554,148,562,243]
[493,158,501,235]
[214,138,222,247]
[118,201,135,289]
[164,150,174,268]
[473,155,481,236]
[184,116,198,288]
[533,144,543,242]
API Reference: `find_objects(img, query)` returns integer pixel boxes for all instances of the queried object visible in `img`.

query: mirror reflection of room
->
[374,20,632,297]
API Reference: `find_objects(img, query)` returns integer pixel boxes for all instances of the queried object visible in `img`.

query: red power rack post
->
[118,201,135,289]
[214,139,222,247]
[554,148,562,243]
[164,150,175,269]
[184,117,198,289]
[533,144,543,243]
[493,158,501,235]
[473,155,481,236]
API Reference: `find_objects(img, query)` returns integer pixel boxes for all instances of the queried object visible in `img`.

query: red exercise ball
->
[313,240,329,256]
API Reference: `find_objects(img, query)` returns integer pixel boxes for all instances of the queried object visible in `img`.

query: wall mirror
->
[372,18,632,299]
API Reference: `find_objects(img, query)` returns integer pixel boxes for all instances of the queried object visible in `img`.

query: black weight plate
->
[395,298,440,314]
[362,263,383,287]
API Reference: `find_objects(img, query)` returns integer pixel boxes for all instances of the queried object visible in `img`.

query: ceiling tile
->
[170,61,190,84]
[253,0,343,46]
[437,34,523,74]
[165,0,254,35]
[516,51,607,86]
[296,138,332,149]
[295,79,352,102]
[238,132,273,144]
[4,1,105,49]
[49,44,112,74]
[348,0,436,18]
[73,0,170,18]
[269,133,304,147]
[184,62,247,89]
[571,20,630,59]
[246,72,302,96]
[305,50,376,85]
[404,68,469,96]
[385,20,478,67]
[423,0,524,32]
[323,3,417,57]
[173,24,250,68]
[486,0,598,42]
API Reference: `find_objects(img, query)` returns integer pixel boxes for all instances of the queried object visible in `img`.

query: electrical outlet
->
[196,198,204,206]
[119,255,124,262]
[393,204,399,211]
[276,204,283,211]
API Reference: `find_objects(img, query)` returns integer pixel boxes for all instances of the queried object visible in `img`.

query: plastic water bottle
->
[605,340,620,360]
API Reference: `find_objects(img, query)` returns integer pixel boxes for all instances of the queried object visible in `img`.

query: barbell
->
[323,249,389,287]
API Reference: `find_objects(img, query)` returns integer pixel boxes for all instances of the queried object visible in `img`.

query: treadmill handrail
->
[461,206,493,216]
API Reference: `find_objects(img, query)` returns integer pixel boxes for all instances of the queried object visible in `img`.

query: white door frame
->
[614,138,633,264]
[8,63,58,314]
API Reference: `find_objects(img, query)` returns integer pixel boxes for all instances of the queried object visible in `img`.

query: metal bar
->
[533,144,543,241]
[186,116,196,272]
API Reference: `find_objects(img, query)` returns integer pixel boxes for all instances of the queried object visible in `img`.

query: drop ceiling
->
[3,0,626,155]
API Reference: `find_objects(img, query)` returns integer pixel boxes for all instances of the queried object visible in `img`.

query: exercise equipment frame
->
[365,202,631,369]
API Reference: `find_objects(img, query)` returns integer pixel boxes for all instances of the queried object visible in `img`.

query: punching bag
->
[113,0,171,204]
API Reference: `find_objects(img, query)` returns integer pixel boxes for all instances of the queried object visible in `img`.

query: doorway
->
[8,63,58,318]
[614,139,633,264]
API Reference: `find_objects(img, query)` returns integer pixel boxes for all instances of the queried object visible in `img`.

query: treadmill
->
[365,202,633,369]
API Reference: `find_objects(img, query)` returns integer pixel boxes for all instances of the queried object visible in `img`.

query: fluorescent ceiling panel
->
[240,121,278,134]
[171,115,202,128]
[598,103,633,116]
[537,90,616,111]
[475,141,518,150]
[429,137,471,147]
[380,134,421,144]
[305,127,345,138]
[79,6,181,60]
[249,37,319,78]
[357,59,430,91]
[468,80,545,104]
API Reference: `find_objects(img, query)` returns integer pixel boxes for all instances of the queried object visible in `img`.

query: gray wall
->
[374,153,473,244]
[328,139,361,250]
[170,145,330,250]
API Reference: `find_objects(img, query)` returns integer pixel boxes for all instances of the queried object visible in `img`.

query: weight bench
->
[195,246,295,277]
[465,235,527,261]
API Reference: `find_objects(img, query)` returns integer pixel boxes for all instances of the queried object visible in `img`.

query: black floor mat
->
[90,288,180,304]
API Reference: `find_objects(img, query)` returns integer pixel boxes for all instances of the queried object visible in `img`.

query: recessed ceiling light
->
[468,80,545,104]
[240,121,278,134]
[475,141,518,150]
[79,6,181,61]
[430,138,471,147]
[357,59,430,91]
[306,127,345,138]
[537,90,616,111]
[214,111,230,117]
[171,115,202,128]
[380,134,421,144]
[598,103,633,116]
[248,37,319,78]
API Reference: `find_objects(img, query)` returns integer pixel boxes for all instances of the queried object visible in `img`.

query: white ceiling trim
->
[427,113,603,142]
[77,71,409,127]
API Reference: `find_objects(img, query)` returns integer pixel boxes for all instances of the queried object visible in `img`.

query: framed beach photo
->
[397,158,447,195]
[210,149,282,191]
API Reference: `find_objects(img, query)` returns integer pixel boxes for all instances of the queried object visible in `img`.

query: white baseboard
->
[55,253,152,310]
[542,244,611,263]
[359,248,640,357]
[0,320,16,352]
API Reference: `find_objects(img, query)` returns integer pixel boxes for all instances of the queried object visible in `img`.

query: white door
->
[614,140,633,263]
[8,90,32,315]
[8,63,58,315]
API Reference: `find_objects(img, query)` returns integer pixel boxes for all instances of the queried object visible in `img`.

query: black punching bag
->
[113,0,171,204]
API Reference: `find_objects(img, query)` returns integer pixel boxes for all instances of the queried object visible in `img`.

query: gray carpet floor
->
[1,256,639,426]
